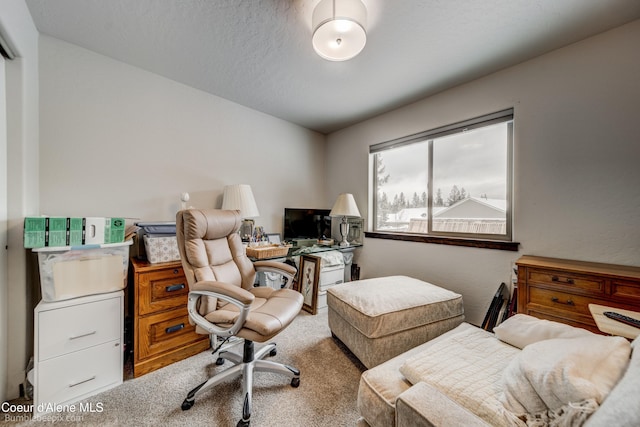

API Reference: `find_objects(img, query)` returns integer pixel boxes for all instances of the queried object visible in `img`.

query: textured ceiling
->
[25,0,640,134]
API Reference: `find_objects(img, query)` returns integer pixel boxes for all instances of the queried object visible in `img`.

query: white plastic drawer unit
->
[37,341,121,408]
[319,266,344,289]
[33,291,123,418]
[37,296,121,361]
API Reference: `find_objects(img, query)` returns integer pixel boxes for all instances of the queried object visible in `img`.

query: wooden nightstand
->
[129,258,210,377]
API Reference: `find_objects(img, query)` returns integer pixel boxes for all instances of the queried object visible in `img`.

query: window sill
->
[364,231,519,251]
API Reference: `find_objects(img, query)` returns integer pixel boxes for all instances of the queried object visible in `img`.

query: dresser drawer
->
[528,286,595,317]
[38,296,121,361]
[137,265,188,315]
[137,307,204,360]
[36,340,121,411]
[610,279,640,303]
[527,269,604,294]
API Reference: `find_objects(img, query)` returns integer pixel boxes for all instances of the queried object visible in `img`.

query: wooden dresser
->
[129,258,209,377]
[517,255,640,334]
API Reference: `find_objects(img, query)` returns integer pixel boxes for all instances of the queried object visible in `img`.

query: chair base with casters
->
[175,208,304,427]
[181,339,300,426]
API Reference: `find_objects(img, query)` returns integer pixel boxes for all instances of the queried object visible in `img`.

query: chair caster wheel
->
[269,348,277,357]
[216,357,225,365]
[237,419,250,427]
[181,399,194,411]
[291,377,300,388]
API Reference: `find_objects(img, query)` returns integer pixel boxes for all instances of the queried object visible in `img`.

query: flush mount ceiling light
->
[312,0,367,61]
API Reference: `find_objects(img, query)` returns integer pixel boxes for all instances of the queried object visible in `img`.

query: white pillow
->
[501,334,631,415]
[493,313,593,349]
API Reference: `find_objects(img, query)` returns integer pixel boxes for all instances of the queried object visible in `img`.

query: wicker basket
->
[245,244,291,259]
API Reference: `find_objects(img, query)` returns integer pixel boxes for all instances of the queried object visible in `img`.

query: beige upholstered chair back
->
[176,209,257,313]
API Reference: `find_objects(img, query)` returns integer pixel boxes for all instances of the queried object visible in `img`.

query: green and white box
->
[24,217,47,248]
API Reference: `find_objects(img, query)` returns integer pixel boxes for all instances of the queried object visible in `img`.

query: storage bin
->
[34,241,131,302]
[143,235,181,264]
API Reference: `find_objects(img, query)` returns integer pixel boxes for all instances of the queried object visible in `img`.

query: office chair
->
[176,208,303,427]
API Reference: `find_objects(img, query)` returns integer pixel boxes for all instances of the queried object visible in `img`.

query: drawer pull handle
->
[69,376,96,388]
[551,276,575,285]
[166,283,186,292]
[166,323,185,334]
[69,331,97,340]
[551,297,575,306]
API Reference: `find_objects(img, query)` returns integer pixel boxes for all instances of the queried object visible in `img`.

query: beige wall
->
[38,36,327,232]
[8,35,326,401]
[326,20,640,325]
[0,0,40,401]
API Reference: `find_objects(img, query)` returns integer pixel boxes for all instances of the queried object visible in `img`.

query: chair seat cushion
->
[205,287,303,342]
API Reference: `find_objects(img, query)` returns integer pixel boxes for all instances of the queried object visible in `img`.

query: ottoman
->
[327,275,464,368]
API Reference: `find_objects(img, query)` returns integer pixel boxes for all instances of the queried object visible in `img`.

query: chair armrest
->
[253,260,297,283]
[396,382,491,427]
[191,280,254,305]
[187,280,254,337]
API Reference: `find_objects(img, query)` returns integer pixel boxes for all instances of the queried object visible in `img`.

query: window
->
[369,109,514,248]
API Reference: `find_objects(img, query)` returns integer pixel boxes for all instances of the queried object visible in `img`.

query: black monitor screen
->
[283,208,331,240]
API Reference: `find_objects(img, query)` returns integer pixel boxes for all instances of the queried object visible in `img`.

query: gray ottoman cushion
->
[327,275,464,368]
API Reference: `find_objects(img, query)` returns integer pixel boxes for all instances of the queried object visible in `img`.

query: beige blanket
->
[501,334,631,426]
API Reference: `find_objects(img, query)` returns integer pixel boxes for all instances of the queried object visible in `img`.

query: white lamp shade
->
[330,193,361,217]
[221,184,260,218]
[312,0,367,61]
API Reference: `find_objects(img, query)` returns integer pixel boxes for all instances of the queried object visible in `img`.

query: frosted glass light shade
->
[330,193,361,217]
[312,0,367,61]
[221,184,260,218]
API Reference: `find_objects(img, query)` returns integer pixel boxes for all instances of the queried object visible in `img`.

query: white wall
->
[326,20,640,326]
[0,0,39,401]
[38,36,327,231]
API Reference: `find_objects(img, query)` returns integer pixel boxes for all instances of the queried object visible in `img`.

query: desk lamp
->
[221,184,259,242]
[330,193,361,247]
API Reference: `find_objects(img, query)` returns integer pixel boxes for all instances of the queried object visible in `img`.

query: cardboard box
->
[46,217,69,247]
[24,216,125,248]
[105,217,125,243]
[68,217,84,246]
[24,217,47,248]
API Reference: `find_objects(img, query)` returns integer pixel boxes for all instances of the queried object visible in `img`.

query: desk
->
[249,244,361,285]
[247,243,361,260]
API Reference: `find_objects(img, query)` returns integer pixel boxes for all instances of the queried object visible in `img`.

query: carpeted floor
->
[3,309,366,426]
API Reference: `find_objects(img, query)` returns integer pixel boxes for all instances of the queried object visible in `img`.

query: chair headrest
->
[180,209,242,241]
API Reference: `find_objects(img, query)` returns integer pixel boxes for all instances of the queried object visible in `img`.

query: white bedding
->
[399,318,632,427]
[400,324,519,427]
